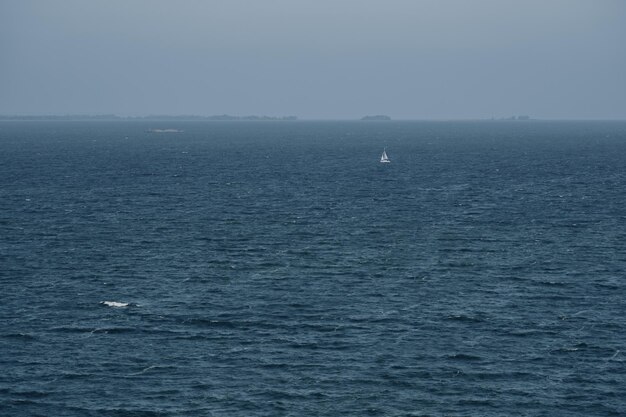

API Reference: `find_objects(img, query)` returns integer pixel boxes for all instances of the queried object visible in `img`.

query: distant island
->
[0,114,298,121]
[361,115,391,121]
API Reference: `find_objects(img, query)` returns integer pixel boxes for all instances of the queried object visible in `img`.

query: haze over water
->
[2,0,625,119]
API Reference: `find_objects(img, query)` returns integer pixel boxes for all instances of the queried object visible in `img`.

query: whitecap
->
[101,301,129,308]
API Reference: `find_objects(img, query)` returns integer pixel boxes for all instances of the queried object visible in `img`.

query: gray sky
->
[1,0,625,119]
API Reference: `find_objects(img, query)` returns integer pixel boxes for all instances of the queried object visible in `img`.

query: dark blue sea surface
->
[1,120,625,416]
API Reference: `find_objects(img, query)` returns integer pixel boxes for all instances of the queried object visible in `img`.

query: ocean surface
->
[1,120,625,416]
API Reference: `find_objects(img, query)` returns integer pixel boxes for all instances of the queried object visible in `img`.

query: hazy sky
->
[2,0,625,119]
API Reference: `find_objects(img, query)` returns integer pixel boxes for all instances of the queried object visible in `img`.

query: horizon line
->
[1,114,625,122]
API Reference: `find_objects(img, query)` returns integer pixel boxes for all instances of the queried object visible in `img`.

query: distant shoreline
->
[0,114,298,121]
[1,115,624,122]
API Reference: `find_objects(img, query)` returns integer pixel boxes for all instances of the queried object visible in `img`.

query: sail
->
[380,149,390,163]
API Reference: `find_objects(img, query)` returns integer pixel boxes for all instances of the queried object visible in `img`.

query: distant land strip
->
[0,114,298,121]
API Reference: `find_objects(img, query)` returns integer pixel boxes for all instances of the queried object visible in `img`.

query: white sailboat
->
[380,148,391,163]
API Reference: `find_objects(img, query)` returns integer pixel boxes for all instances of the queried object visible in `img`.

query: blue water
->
[1,120,625,416]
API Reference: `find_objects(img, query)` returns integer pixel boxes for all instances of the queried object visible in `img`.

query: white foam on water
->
[101,301,129,308]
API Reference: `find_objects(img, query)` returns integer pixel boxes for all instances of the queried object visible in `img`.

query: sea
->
[1,120,625,416]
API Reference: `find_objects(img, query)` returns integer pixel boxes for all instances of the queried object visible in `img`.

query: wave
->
[445,314,485,323]
[126,364,177,377]
[1,332,38,340]
[446,353,483,361]
[101,301,131,308]
[51,326,137,334]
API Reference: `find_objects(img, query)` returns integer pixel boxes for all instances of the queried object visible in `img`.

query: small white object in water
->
[101,301,129,308]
